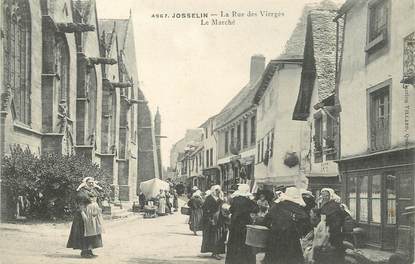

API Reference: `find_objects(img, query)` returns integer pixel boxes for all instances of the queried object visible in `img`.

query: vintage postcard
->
[0,0,414,263]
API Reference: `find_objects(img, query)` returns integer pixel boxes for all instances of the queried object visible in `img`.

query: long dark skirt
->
[67,211,103,250]
[225,225,256,264]
[201,223,226,254]
[189,208,203,232]
[264,230,303,264]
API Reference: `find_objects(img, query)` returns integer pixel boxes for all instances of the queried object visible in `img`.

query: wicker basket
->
[245,225,270,248]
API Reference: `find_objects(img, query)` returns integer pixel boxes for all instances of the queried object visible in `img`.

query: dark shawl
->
[263,200,309,264]
[225,196,258,264]
[188,196,204,232]
[201,195,225,254]
[315,200,346,263]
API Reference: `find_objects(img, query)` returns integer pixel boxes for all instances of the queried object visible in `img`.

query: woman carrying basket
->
[225,184,258,264]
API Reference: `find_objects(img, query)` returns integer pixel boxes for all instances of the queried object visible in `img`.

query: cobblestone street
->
[0,209,226,264]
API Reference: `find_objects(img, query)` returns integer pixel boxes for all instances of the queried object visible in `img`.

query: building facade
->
[0,0,158,218]
[215,55,264,192]
[336,0,415,252]
[200,117,220,188]
[169,129,203,184]
[187,144,205,191]
[292,9,343,195]
[253,5,310,190]
[97,14,139,202]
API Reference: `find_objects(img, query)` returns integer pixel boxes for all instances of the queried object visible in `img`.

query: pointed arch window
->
[3,0,31,124]
[130,81,135,142]
[87,67,97,145]
[55,35,70,115]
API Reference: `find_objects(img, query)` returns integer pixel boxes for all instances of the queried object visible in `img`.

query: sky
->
[95,0,325,169]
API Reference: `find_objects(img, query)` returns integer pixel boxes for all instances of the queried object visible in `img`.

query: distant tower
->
[154,107,163,179]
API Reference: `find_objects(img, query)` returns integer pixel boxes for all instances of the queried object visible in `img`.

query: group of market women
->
[154,188,179,215]
[188,183,351,264]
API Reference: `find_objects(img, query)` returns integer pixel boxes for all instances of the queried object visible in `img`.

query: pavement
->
[0,209,225,264]
[0,204,392,264]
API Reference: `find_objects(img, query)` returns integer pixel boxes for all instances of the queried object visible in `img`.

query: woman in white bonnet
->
[201,185,225,259]
[263,187,310,264]
[187,190,204,235]
[67,177,104,258]
[225,184,258,264]
[314,188,347,264]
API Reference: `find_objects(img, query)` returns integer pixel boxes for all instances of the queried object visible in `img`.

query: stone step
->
[102,204,136,220]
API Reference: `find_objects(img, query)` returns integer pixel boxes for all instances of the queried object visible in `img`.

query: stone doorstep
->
[102,203,138,220]
[346,248,395,264]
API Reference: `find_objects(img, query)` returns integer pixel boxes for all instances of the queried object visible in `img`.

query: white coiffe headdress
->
[76,177,102,191]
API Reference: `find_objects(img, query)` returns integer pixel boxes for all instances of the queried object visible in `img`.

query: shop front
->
[203,167,221,189]
[339,147,414,251]
[219,155,255,192]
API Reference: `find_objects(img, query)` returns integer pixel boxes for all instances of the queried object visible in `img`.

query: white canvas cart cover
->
[139,178,170,199]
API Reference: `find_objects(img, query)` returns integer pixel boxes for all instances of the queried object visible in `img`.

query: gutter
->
[333,0,356,21]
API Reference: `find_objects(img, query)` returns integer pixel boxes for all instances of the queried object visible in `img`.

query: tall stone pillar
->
[154,107,162,179]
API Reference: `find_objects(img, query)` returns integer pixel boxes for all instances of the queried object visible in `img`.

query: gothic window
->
[87,67,97,145]
[55,35,70,114]
[3,0,31,124]
[130,82,135,141]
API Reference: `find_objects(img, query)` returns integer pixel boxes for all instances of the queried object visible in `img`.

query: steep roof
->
[280,0,341,60]
[215,0,342,128]
[215,78,261,129]
[311,9,339,100]
[292,9,341,121]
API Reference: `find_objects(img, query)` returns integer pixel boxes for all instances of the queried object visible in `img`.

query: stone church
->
[0,0,159,218]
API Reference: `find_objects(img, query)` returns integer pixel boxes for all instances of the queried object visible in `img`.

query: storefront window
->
[372,175,381,223]
[359,176,369,222]
[348,176,357,219]
[385,174,396,224]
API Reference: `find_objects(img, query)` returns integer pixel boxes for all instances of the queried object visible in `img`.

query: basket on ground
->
[245,225,270,248]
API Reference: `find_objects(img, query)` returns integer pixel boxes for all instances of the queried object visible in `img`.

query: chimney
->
[250,54,265,82]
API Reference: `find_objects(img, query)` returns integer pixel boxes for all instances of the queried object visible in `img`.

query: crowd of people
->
[65,176,353,262]
[186,184,353,264]
[138,189,179,217]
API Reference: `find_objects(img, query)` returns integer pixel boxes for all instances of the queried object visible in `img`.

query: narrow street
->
[0,209,227,264]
